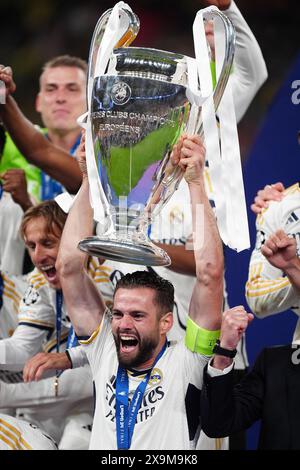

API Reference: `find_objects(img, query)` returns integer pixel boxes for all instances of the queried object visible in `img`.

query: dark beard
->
[114,335,158,369]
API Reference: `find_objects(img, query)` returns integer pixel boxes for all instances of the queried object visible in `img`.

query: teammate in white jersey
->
[0,413,57,450]
[246,182,300,342]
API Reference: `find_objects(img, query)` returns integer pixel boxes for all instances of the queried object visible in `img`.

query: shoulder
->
[256,183,300,228]
[1,272,26,311]
[27,270,47,289]
[87,257,113,281]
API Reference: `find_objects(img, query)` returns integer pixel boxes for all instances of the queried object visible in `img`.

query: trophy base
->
[78,236,171,267]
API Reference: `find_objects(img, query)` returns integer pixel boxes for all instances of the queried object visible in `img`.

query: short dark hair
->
[41,55,88,75]
[20,200,67,241]
[114,270,174,315]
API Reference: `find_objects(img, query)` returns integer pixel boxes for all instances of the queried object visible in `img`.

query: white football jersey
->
[246,183,300,343]
[81,311,209,450]
[0,413,57,450]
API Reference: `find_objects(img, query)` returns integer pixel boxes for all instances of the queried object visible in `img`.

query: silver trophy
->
[79,3,235,266]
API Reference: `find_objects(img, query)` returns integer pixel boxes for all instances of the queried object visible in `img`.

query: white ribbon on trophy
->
[214,14,250,252]
[190,6,250,252]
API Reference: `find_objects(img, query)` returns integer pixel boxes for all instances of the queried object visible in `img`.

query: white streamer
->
[78,2,134,224]
[191,6,250,251]
[214,14,250,251]
[192,7,229,246]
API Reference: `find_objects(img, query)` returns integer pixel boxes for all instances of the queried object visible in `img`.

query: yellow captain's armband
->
[185,317,220,356]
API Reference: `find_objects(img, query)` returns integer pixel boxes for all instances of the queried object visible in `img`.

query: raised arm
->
[0,67,82,193]
[179,135,224,331]
[221,0,268,122]
[154,242,196,276]
[56,136,106,338]
[203,0,268,122]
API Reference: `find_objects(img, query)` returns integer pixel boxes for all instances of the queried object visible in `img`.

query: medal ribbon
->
[116,341,167,449]
[56,290,78,352]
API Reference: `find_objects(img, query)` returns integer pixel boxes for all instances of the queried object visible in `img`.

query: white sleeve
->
[0,366,93,409]
[18,279,55,331]
[67,345,89,369]
[207,357,234,376]
[79,311,113,378]
[246,197,300,317]
[0,324,47,370]
[224,1,268,123]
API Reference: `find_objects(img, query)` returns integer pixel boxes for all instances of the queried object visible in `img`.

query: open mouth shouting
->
[119,334,139,354]
[40,264,58,284]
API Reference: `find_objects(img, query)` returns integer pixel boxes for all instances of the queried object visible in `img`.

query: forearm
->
[189,179,224,329]
[246,253,300,316]
[155,242,196,275]
[58,177,93,272]
[57,177,106,336]
[225,1,268,122]
[18,197,33,212]
[0,366,93,409]
[283,258,300,291]
[210,354,232,370]
[0,96,82,193]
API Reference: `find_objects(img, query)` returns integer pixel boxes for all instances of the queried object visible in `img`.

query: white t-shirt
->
[81,311,209,450]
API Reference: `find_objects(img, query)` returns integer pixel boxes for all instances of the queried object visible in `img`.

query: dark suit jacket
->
[201,345,300,449]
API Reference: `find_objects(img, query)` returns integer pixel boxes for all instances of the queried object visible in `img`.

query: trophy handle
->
[84,3,140,226]
[199,7,235,129]
[159,8,235,189]
[87,5,139,104]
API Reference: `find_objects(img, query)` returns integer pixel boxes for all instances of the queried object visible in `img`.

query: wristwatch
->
[213,339,237,358]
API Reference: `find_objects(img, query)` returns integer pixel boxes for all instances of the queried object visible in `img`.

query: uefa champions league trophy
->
[78,2,236,265]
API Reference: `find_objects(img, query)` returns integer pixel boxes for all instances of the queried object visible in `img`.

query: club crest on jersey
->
[285,210,300,227]
[169,207,184,224]
[23,285,39,305]
[149,368,163,386]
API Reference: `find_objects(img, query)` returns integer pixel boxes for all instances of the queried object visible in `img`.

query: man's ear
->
[160,312,173,335]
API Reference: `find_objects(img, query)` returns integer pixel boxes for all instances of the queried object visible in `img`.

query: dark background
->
[1,0,300,449]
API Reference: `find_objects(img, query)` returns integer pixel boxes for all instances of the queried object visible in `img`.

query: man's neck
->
[47,129,80,152]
